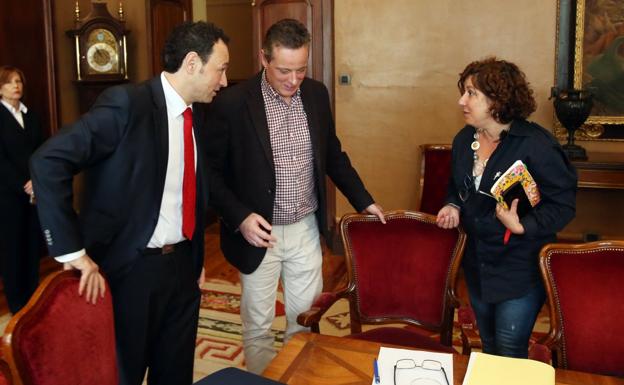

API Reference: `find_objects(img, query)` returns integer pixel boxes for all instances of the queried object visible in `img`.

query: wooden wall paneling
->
[42,0,59,135]
[252,0,323,83]
[320,0,336,249]
[0,0,58,136]
[147,0,193,76]
[205,0,254,84]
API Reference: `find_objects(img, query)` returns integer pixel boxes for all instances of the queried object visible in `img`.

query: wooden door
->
[252,0,332,89]
[148,0,193,76]
[252,0,338,248]
[0,0,58,136]
[0,0,57,269]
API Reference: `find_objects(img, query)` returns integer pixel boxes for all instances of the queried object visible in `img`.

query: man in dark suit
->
[30,22,229,385]
[207,19,385,374]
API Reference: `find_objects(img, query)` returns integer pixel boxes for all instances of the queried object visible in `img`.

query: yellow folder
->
[462,352,554,385]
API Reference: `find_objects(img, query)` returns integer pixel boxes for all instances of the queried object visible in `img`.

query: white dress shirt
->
[147,72,197,247]
[55,73,196,263]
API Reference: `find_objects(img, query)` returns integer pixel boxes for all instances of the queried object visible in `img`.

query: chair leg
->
[461,330,472,355]
[458,305,482,355]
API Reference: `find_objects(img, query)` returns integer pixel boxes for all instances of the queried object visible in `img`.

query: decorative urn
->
[552,88,593,161]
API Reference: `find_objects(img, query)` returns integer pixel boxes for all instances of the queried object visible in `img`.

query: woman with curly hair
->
[436,57,577,358]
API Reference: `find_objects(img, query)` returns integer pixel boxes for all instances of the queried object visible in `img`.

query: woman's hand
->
[436,205,460,229]
[23,180,33,196]
[495,199,525,234]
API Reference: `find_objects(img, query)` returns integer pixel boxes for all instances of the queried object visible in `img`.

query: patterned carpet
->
[193,278,375,380]
[193,279,285,380]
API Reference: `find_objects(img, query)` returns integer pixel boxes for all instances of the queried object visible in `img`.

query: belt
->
[143,240,191,255]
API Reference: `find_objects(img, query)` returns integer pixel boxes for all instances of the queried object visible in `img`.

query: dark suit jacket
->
[0,104,43,196]
[206,72,374,274]
[30,77,208,279]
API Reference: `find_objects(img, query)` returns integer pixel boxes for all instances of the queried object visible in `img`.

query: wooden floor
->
[0,223,350,316]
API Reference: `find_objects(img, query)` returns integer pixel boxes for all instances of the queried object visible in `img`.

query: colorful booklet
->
[490,160,541,216]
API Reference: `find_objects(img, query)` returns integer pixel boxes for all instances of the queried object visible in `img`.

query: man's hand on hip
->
[239,213,277,248]
[63,254,106,304]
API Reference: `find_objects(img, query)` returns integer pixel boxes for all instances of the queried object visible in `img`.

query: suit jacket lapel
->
[192,103,209,209]
[300,79,321,159]
[150,77,169,190]
[22,111,37,147]
[1,106,26,135]
[246,74,274,170]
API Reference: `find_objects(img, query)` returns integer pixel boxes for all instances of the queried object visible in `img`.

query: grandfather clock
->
[66,1,130,114]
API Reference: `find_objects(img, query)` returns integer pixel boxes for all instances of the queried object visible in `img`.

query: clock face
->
[85,28,119,74]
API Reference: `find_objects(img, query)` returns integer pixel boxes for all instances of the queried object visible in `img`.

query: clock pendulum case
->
[66,1,130,114]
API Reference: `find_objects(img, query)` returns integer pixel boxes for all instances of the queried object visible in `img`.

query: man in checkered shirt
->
[206,18,385,374]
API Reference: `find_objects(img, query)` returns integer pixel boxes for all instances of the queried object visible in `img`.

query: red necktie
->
[182,107,196,240]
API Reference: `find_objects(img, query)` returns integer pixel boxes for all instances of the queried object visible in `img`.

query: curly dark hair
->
[262,19,311,62]
[161,21,229,73]
[458,57,536,123]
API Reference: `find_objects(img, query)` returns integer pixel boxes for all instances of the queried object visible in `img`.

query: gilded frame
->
[554,0,624,141]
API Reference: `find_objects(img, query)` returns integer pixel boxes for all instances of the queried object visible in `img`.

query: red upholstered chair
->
[297,210,466,352]
[2,270,118,385]
[417,144,452,215]
[538,240,624,377]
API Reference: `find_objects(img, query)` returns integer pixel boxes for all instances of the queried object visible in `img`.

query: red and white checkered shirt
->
[261,72,318,225]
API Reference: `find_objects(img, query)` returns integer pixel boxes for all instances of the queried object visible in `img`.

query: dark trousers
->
[468,283,546,358]
[109,241,201,385]
[0,193,41,313]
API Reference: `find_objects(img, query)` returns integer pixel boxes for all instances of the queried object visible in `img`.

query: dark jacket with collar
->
[30,77,208,279]
[206,72,374,274]
[446,119,577,302]
[0,104,44,195]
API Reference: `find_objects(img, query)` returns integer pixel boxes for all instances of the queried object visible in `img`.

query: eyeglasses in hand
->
[393,359,450,385]
[458,174,496,203]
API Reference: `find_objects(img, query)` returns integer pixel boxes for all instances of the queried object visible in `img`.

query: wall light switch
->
[339,74,351,85]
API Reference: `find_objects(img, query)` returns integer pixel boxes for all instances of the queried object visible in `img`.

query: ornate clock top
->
[67,1,129,82]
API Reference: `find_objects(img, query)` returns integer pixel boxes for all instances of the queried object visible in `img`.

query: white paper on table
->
[372,346,453,385]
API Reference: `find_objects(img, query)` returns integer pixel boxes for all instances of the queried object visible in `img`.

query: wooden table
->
[263,333,623,385]
[572,152,624,190]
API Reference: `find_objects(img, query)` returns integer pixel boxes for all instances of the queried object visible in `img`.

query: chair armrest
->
[296,288,349,332]
[533,330,560,366]
[458,306,482,355]
[528,340,552,364]
[460,325,482,355]
[535,329,559,351]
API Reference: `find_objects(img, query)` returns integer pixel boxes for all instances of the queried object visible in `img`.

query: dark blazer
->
[0,104,43,196]
[206,72,374,274]
[30,77,208,279]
